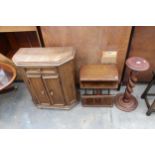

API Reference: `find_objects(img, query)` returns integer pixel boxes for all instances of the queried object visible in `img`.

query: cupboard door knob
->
[41,90,44,95]
[50,91,53,96]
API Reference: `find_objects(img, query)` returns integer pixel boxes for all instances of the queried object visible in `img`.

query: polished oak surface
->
[0,26,42,80]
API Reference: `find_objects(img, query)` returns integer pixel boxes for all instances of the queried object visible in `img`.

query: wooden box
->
[12,47,77,109]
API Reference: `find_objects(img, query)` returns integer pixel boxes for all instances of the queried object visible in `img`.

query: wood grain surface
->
[41,26,132,84]
[80,64,118,81]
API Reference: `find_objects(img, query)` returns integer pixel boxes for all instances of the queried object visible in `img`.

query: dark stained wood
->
[0,53,15,67]
[0,32,40,59]
[141,72,155,115]
[123,26,155,83]
[41,26,132,85]
[4,33,19,58]
[13,32,40,47]
[0,33,11,55]
[0,26,42,80]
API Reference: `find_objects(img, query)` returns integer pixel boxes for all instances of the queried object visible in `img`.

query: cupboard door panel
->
[27,74,50,106]
[42,74,65,105]
[19,68,38,104]
[58,61,76,104]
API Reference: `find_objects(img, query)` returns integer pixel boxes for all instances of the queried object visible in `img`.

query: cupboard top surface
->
[80,64,119,81]
[12,47,75,67]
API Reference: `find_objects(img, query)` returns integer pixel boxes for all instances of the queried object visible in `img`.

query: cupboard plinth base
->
[36,100,77,110]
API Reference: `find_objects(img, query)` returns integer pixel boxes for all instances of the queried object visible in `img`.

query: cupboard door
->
[27,74,50,106]
[42,74,65,105]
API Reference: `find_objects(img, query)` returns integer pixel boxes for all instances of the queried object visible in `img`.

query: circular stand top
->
[0,62,16,91]
[126,57,150,71]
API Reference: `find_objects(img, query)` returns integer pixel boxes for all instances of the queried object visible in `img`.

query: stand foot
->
[146,111,151,116]
[115,93,138,112]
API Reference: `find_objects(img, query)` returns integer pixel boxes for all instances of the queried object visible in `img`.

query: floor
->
[0,83,155,129]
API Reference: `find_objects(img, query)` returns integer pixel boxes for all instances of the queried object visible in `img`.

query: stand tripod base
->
[115,93,138,112]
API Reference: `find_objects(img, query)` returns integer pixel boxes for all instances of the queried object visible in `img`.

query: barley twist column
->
[115,57,150,112]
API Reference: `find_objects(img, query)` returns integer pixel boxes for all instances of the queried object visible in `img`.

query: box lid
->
[80,64,119,81]
[12,47,75,67]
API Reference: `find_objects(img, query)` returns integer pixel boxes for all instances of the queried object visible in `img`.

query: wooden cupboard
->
[12,47,77,109]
